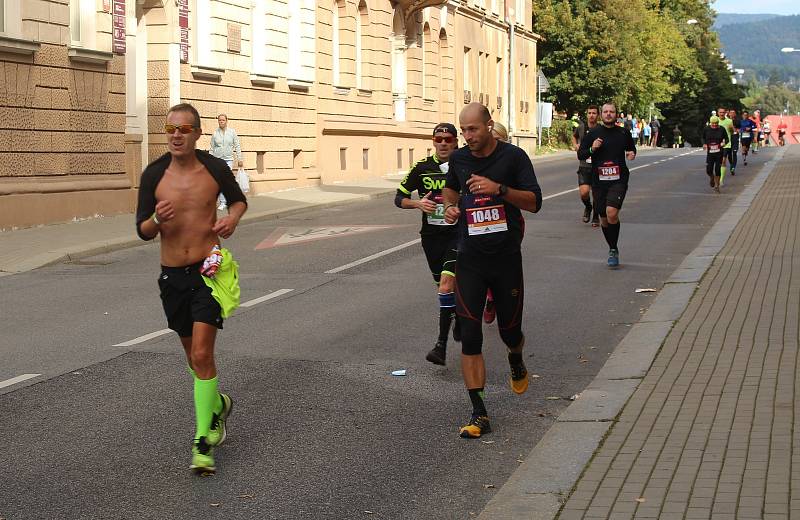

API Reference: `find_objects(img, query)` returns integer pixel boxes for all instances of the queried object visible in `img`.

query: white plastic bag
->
[236,168,250,193]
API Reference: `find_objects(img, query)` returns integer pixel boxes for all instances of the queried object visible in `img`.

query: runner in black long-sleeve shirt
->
[577,102,636,268]
[702,116,729,193]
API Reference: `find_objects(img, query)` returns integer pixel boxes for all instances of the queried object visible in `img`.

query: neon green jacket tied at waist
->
[202,248,240,318]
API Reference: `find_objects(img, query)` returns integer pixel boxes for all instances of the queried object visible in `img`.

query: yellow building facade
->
[0,0,539,229]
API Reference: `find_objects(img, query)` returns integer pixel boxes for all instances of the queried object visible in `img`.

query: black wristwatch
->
[498,184,508,197]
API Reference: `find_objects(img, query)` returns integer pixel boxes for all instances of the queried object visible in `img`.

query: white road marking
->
[326,151,696,274]
[326,239,422,273]
[113,329,171,347]
[0,373,41,389]
[112,290,295,347]
[240,289,294,307]
[543,188,579,200]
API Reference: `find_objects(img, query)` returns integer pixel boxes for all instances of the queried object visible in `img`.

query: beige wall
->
[0,0,539,229]
[0,0,128,230]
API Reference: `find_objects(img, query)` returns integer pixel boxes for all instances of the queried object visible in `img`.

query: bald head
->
[459,102,495,156]
[460,102,491,124]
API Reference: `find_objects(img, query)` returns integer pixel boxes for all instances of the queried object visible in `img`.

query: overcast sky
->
[713,0,798,15]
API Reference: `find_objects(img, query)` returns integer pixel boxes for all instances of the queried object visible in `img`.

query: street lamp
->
[781,47,800,53]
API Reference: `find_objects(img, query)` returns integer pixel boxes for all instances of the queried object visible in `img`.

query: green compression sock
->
[193,376,221,439]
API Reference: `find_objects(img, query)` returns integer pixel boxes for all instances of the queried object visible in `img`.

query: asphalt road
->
[0,146,778,520]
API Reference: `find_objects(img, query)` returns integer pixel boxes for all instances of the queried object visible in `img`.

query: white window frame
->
[332,0,342,86]
[194,0,214,67]
[287,0,314,86]
[251,0,267,74]
[0,0,21,37]
[356,2,368,90]
[70,0,97,49]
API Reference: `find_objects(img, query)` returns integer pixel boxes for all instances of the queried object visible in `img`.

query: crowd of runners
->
[135,98,777,473]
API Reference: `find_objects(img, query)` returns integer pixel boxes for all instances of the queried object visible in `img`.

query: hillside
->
[717,15,800,73]
[713,13,782,28]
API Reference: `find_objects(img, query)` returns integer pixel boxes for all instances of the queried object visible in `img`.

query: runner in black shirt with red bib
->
[443,103,542,439]
[702,116,729,193]
[577,102,636,268]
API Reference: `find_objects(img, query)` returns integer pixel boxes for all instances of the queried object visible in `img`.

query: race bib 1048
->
[466,204,508,235]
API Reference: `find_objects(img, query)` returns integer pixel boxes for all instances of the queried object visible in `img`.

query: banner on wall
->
[112,0,125,55]
[179,0,189,62]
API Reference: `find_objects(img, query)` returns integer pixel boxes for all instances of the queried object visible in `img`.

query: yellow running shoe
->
[190,437,215,473]
[509,359,529,394]
[207,393,233,446]
[459,415,491,439]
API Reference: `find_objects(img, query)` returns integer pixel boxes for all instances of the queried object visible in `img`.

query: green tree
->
[533,0,701,117]
[747,84,800,116]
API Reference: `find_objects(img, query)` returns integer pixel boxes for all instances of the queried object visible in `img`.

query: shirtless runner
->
[136,103,247,473]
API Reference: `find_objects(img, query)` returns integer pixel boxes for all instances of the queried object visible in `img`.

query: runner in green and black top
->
[578,102,636,268]
[572,105,600,226]
[442,103,542,439]
[395,123,460,366]
[717,107,735,180]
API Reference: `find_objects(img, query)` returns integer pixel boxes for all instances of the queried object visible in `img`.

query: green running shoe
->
[190,437,215,473]
[207,393,233,446]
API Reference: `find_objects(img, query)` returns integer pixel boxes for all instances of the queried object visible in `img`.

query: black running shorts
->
[421,234,458,284]
[592,182,628,216]
[722,148,733,162]
[158,262,223,337]
[577,166,592,186]
[455,251,524,355]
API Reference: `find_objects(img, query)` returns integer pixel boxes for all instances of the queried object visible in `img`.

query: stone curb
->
[477,147,787,520]
[5,188,395,274]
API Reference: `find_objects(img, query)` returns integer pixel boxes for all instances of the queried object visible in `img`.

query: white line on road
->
[112,290,295,347]
[326,151,697,274]
[0,373,41,389]
[240,289,294,308]
[113,329,171,347]
[543,188,579,200]
[326,238,422,274]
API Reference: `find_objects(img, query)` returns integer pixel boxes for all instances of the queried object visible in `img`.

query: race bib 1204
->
[597,162,621,181]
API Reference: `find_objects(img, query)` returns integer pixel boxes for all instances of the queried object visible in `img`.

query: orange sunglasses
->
[165,124,197,134]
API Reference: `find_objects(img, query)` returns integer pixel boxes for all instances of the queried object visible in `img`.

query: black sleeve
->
[135,167,159,241]
[444,155,462,193]
[701,127,708,145]
[397,163,421,197]
[513,148,542,212]
[577,129,594,161]
[394,191,410,208]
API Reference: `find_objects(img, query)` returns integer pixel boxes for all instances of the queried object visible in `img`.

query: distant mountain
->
[713,13,783,28]
[717,14,800,81]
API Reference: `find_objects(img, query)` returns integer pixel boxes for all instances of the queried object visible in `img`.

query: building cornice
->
[445,1,541,42]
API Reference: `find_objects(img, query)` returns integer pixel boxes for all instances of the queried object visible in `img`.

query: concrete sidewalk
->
[0,178,399,275]
[560,146,800,520]
[479,145,798,520]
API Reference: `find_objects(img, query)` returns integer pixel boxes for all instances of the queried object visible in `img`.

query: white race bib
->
[466,204,508,235]
[597,162,621,181]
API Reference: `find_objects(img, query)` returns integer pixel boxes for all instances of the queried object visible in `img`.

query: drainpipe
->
[506,9,515,140]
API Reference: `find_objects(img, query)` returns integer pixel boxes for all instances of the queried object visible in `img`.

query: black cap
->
[433,123,458,137]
